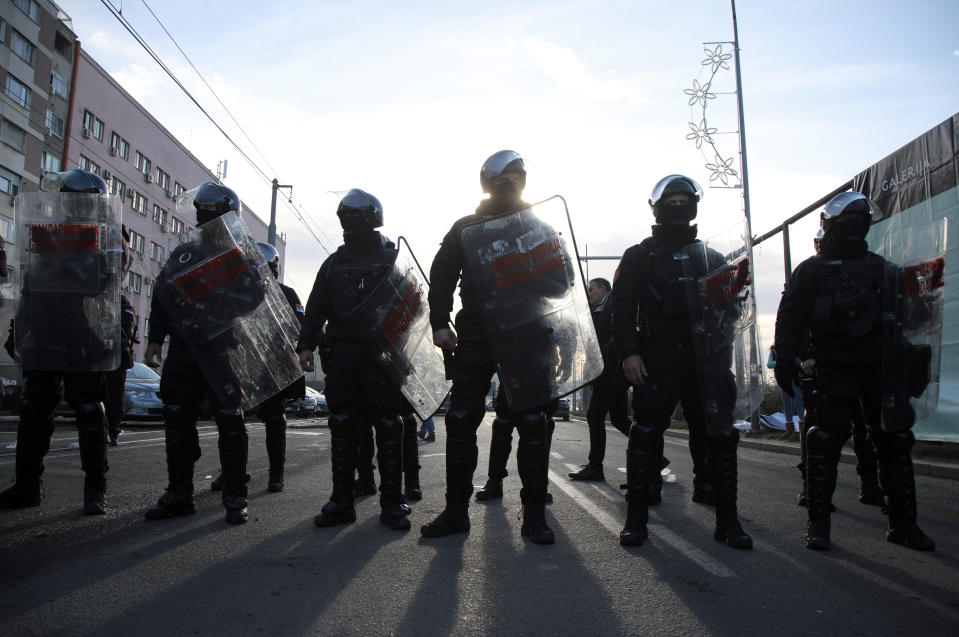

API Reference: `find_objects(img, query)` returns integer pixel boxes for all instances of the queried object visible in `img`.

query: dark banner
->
[853,114,959,220]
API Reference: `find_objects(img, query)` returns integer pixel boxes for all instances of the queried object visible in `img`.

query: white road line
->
[561,463,621,503]
[287,431,326,436]
[419,453,446,458]
[547,469,736,578]
[550,451,564,460]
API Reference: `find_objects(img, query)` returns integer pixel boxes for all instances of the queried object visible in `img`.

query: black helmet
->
[256,241,280,278]
[337,188,383,232]
[480,150,526,196]
[820,192,877,241]
[191,182,241,226]
[41,168,108,194]
[649,174,702,225]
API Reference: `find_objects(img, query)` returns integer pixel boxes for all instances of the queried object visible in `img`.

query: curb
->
[662,428,959,482]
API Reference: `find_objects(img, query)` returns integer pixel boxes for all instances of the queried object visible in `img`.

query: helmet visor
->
[649,175,703,207]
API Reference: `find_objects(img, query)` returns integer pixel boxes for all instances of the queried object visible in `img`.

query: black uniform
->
[421,197,559,543]
[298,230,410,530]
[775,234,933,550]
[144,236,265,523]
[104,296,137,445]
[613,223,751,548]
[582,291,631,472]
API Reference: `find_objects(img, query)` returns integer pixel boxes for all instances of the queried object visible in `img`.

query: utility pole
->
[269,178,292,246]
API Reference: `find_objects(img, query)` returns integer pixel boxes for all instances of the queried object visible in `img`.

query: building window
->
[0,19,7,43]
[4,75,31,110]
[150,241,165,262]
[110,176,126,199]
[128,272,143,294]
[1,120,26,152]
[145,279,154,298]
[132,191,147,215]
[171,216,185,235]
[152,204,168,228]
[93,118,104,141]
[13,0,40,23]
[50,70,69,100]
[134,151,151,176]
[78,155,89,171]
[155,168,170,191]
[45,108,65,139]
[41,151,61,174]
[129,230,145,254]
[54,31,73,60]
[0,166,21,197]
[174,181,185,196]
[11,30,36,66]
[110,132,129,160]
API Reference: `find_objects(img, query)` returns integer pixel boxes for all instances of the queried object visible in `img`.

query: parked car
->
[555,398,571,421]
[286,386,328,417]
[54,362,163,420]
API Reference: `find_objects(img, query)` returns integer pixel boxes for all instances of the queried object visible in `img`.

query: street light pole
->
[269,178,292,246]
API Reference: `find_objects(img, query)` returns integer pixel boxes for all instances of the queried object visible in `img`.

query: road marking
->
[287,431,326,436]
[548,469,736,578]
[562,463,621,502]
[420,453,446,458]
[550,451,564,460]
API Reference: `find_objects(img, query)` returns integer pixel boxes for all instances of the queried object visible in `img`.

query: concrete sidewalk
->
[663,427,959,482]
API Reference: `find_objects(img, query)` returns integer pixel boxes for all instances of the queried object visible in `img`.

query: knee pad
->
[162,404,198,430]
[328,411,352,433]
[628,422,660,447]
[708,427,739,451]
[373,414,404,437]
[518,412,547,438]
[264,414,286,433]
[806,425,844,456]
[889,429,915,454]
[18,396,53,422]
[74,401,105,423]
[446,407,480,433]
[214,409,245,432]
[490,416,513,437]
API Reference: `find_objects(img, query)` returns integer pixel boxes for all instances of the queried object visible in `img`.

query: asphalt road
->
[1,414,957,637]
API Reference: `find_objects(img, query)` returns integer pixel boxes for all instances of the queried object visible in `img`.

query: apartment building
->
[0,0,286,378]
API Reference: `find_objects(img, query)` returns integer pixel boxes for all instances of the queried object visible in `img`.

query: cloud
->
[521,36,646,102]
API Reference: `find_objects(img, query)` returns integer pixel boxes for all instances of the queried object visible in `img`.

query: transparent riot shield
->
[0,230,17,381]
[460,196,603,411]
[156,211,301,410]
[683,220,763,434]
[14,191,122,372]
[349,237,451,420]
[878,218,947,430]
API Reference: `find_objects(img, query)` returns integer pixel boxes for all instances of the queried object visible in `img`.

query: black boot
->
[375,415,411,530]
[420,495,470,537]
[316,412,357,527]
[880,431,935,551]
[217,409,249,524]
[76,402,109,515]
[517,413,554,544]
[710,430,752,550]
[804,426,840,550]
[401,412,421,501]
[265,414,287,492]
[477,416,512,501]
[145,406,198,520]
[620,425,656,546]
[0,398,54,509]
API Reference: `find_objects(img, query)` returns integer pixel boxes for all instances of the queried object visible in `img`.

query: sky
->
[57,0,959,350]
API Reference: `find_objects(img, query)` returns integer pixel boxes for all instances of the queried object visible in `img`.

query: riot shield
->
[878,218,947,430]
[348,237,451,420]
[156,211,301,410]
[683,220,763,433]
[14,190,122,371]
[459,196,603,411]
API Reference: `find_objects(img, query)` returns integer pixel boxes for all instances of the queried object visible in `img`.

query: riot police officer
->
[297,189,411,531]
[0,169,119,515]
[210,242,305,493]
[613,174,752,549]
[774,192,934,551]
[421,150,564,544]
[143,182,263,524]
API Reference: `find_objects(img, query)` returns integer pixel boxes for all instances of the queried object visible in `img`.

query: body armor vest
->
[326,243,396,339]
[636,238,696,343]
